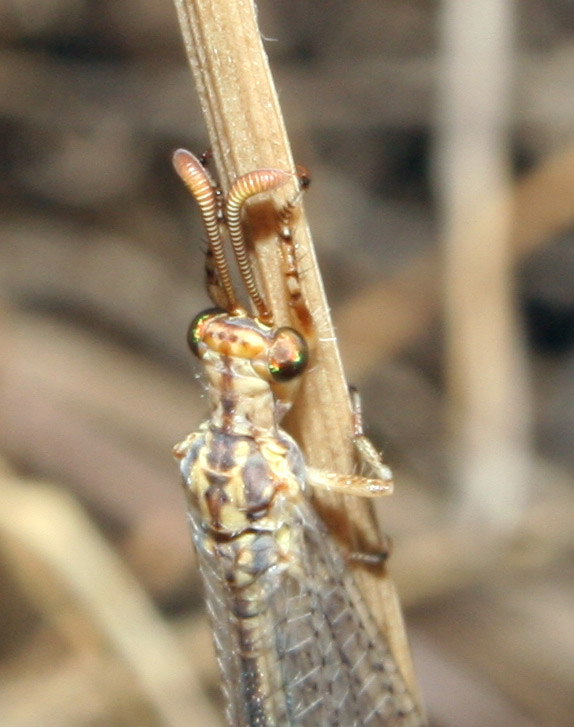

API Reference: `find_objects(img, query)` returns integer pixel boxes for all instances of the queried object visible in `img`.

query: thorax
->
[178,426,306,540]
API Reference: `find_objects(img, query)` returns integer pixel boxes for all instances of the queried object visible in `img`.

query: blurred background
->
[1,1,573,725]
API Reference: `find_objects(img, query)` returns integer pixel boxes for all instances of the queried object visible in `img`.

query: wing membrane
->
[191,497,420,727]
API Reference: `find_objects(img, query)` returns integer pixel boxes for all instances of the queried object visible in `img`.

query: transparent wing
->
[191,516,287,727]
[269,497,421,727]
[191,498,422,727]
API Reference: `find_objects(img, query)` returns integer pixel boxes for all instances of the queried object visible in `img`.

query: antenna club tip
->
[172,148,197,175]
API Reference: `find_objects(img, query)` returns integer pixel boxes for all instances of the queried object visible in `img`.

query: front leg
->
[306,387,393,498]
[173,430,205,462]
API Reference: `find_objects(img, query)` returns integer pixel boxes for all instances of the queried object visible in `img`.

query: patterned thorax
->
[177,427,306,539]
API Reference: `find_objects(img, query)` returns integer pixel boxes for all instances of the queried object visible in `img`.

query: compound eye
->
[187,307,223,357]
[267,327,309,382]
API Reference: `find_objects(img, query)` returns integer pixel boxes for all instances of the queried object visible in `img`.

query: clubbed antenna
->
[226,168,292,323]
[173,149,241,315]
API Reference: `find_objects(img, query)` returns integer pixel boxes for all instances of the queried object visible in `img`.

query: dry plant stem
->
[172,0,422,705]
[172,0,351,477]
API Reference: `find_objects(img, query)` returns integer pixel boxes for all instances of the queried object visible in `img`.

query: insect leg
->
[306,387,394,497]
[204,247,231,310]
[306,464,393,497]
[276,171,316,345]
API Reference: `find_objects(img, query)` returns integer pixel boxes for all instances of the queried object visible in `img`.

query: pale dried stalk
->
[0,476,216,727]
[172,0,422,705]
[171,0,349,465]
[438,0,531,530]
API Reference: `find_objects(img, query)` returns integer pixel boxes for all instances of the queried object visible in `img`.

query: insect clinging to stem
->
[172,148,423,727]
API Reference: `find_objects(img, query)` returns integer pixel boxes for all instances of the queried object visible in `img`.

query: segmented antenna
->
[173,149,241,315]
[226,168,292,323]
[174,150,301,326]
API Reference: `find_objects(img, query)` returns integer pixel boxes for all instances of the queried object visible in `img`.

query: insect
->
[172,149,424,727]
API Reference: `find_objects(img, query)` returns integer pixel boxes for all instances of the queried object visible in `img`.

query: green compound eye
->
[187,308,224,358]
[267,327,309,382]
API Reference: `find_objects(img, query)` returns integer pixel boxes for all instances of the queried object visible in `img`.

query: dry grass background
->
[0,1,573,726]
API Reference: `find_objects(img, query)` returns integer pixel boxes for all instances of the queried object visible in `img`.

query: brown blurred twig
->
[338,142,574,380]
